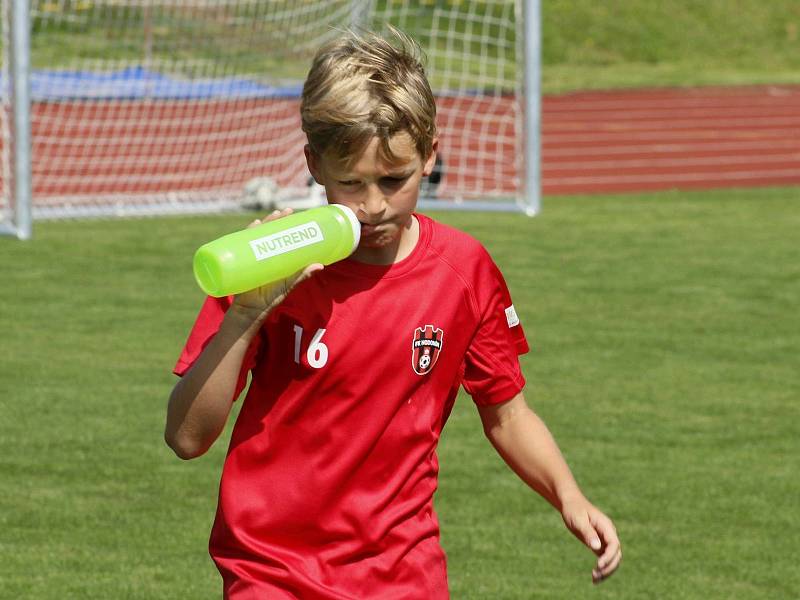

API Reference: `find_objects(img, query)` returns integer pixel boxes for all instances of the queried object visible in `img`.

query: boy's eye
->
[381,176,408,185]
[338,180,358,186]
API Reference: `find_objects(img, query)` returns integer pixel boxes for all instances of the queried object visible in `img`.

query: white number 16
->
[293,325,329,369]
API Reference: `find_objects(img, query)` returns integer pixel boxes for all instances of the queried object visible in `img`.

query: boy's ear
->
[422,138,439,177]
[304,144,323,184]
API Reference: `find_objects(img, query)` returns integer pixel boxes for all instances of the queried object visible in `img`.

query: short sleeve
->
[173,295,262,401]
[462,253,529,406]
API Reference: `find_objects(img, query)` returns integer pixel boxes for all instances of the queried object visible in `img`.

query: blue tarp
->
[24,66,302,101]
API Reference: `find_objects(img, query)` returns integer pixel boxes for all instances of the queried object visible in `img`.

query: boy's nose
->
[358,185,387,222]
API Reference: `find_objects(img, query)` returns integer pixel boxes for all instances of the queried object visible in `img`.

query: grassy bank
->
[543,0,800,91]
[17,0,800,93]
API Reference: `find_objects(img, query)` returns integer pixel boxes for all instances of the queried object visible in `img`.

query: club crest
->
[412,325,444,375]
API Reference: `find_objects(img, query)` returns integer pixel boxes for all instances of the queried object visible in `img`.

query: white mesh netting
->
[1,0,523,219]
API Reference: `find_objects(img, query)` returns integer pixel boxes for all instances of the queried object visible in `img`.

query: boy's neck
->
[351,215,420,266]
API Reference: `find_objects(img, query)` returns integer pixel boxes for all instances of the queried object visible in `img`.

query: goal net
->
[1,0,527,223]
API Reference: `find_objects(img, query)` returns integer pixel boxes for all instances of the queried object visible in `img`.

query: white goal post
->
[1,0,540,239]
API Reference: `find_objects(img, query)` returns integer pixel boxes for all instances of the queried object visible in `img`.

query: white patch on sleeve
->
[505,305,520,328]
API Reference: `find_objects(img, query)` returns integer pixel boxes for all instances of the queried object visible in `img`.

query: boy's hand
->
[560,496,621,584]
[230,208,323,322]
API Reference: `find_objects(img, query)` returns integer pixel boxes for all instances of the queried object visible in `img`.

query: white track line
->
[544,168,800,186]
[544,116,800,132]
[543,128,798,144]
[543,153,800,171]
[543,138,800,157]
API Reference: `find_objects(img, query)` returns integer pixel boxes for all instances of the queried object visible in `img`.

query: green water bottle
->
[193,204,361,297]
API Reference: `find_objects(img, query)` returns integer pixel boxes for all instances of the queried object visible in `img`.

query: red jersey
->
[175,214,529,599]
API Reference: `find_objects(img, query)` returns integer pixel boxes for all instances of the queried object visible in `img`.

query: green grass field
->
[2,188,798,598]
[19,0,800,92]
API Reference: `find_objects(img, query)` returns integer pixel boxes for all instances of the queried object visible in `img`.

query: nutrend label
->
[249,221,324,261]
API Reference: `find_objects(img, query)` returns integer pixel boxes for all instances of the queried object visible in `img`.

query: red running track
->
[4,84,800,202]
[540,85,800,195]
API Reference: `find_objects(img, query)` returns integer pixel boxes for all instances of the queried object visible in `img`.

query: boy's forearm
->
[165,308,263,459]
[480,396,584,510]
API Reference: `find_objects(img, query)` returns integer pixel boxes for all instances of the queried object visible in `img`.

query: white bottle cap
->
[330,204,361,254]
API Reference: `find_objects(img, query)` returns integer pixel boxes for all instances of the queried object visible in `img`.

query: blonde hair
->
[300,28,437,166]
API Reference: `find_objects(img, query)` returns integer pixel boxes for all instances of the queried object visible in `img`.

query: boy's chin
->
[358,229,402,249]
[359,236,393,249]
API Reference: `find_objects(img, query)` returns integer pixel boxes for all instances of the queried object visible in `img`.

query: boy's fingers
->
[295,263,324,285]
[605,547,622,575]
[591,515,621,583]
[573,519,602,552]
[596,537,620,571]
[280,263,324,298]
[593,514,619,556]
[265,207,293,221]
[593,546,622,583]
[252,207,294,227]
[562,505,601,553]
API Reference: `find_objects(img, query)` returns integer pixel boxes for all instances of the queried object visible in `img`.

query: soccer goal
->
[1,0,540,239]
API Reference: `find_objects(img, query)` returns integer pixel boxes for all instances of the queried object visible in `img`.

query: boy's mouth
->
[359,223,381,235]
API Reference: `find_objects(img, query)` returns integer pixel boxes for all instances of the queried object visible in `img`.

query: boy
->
[166,29,620,599]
